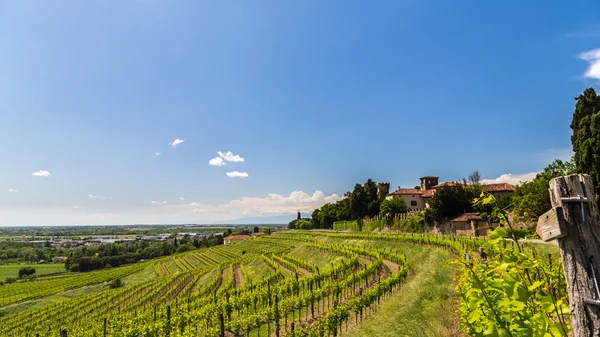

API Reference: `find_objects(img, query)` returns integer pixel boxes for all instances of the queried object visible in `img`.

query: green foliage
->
[429,184,478,220]
[571,87,600,199]
[512,159,576,221]
[457,228,570,337]
[288,218,314,230]
[108,278,123,289]
[396,212,427,233]
[332,220,361,231]
[17,267,35,278]
[379,198,407,218]
[312,178,386,229]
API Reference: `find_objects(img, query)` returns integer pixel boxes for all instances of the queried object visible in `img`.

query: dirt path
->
[233,266,244,288]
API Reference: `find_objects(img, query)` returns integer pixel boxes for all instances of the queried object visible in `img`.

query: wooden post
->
[219,313,225,337]
[546,174,600,336]
[103,317,107,337]
[166,305,171,336]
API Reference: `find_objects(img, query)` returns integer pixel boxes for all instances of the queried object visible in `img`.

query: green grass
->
[349,247,458,337]
[122,264,158,285]
[321,239,460,337]
[0,264,65,281]
[0,283,107,316]
[286,245,346,270]
[243,258,272,284]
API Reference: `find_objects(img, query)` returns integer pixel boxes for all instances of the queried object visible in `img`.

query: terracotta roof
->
[481,183,515,192]
[225,235,251,241]
[388,188,423,196]
[419,175,439,179]
[421,190,435,197]
[432,181,461,188]
[450,213,483,222]
[251,232,267,237]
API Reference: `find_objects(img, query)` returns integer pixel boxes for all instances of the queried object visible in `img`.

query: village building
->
[251,232,268,238]
[387,176,514,210]
[52,256,67,263]
[224,234,251,244]
[446,213,489,237]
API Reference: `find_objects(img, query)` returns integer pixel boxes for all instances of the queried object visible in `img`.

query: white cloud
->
[155,152,161,156]
[151,201,168,204]
[218,151,244,163]
[579,49,600,80]
[8,189,18,192]
[71,206,80,209]
[226,171,249,178]
[32,170,51,177]
[88,194,107,199]
[180,197,185,201]
[481,172,538,185]
[209,157,226,166]
[167,190,340,218]
[169,139,185,148]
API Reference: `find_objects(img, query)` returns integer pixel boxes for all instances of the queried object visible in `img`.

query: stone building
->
[386,175,514,210]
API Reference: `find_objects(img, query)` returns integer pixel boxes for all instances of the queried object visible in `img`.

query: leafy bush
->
[109,278,123,289]
[333,220,361,231]
[18,267,36,278]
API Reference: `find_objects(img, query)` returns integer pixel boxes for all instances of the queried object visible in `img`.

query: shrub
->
[109,278,123,289]
[18,267,36,278]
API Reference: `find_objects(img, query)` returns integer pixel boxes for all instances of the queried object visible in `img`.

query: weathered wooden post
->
[539,174,600,336]
[219,313,225,337]
[103,317,107,337]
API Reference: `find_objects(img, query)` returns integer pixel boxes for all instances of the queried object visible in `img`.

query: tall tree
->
[311,209,322,228]
[429,184,477,220]
[571,88,600,199]
[512,158,576,220]
[350,184,368,219]
[468,171,481,185]
[363,179,379,217]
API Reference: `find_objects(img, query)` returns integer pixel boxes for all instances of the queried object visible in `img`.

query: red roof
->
[225,235,251,241]
[450,213,483,222]
[421,190,435,197]
[432,181,461,188]
[481,183,515,192]
[251,232,267,237]
[388,188,422,196]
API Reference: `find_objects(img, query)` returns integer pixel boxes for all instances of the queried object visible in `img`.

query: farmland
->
[0,230,568,336]
[0,264,65,281]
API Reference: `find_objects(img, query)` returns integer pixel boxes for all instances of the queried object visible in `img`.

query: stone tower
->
[377,182,390,201]
[419,176,439,191]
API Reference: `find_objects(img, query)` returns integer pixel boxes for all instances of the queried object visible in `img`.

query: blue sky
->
[1,0,599,225]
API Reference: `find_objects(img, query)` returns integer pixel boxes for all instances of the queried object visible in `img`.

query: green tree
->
[318,203,338,229]
[311,209,322,228]
[253,226,259,233]
[335,196,351,221]
[571,88,600,199]
[429,184,477,220]
[350,184,368,219]
[512,158,576,221]
[18,267,36,278]
[363,179,379,217]
[379,198,407,218]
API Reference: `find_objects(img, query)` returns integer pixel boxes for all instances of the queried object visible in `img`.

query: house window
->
[411,200,417,206]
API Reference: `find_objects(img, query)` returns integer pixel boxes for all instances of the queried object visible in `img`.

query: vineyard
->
[0,230,569,337]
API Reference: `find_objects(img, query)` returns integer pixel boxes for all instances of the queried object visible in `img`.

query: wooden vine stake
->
[542,174,600,336]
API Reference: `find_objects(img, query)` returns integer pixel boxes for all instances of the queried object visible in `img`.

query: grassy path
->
[345,244,460,337]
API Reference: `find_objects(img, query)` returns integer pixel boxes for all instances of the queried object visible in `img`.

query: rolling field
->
[0,231,568,336]
[0,264,66,281]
